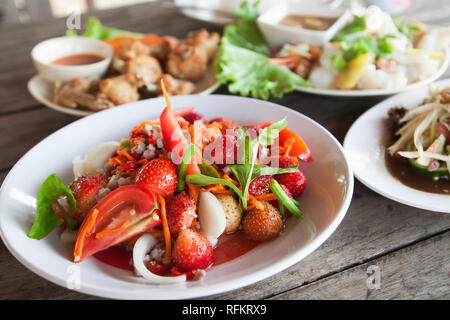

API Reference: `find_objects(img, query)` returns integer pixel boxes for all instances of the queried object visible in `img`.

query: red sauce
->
[94,246,133,271]
[93,232,259,273]
[52,54,104,66]
[213,232,259,266]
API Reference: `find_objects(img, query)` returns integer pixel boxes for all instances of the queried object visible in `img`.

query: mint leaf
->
[28,174,77,240]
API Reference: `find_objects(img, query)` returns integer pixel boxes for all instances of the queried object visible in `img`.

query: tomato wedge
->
[259,121,312,162]
[73,185,160,263]
[160,105,201,174]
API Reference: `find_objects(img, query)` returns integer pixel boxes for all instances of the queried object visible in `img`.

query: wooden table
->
[0,1,449,300]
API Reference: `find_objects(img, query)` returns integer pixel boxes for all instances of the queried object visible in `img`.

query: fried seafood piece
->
[161,35,181,59]
[116,40,150,60]
[123,55,163,88]
[166,44,208,81]
[99,75,139,105]
[186,29,220,61]
[53,78,114,111]
[156,74,196,95]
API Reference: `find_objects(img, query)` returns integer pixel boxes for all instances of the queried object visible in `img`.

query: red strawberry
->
[248,175,274,196]
[275,169,306,197]
[242,201,283,241]
[135,158,177,197]
[166,191,196,238]
[69,174,108,219]
[146,260,169,276]
[270,184,294,218]
[208,134,237,168]
[172,228,213,272]
[183,112,206,124]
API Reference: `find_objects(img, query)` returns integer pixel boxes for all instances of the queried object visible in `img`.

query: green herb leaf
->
[331,15,366,42]
[176,143,196,192]
[185,174,243,197]
[394,15,420,41]
[28,174,77,240]
[330,55,347,70]
[269,180,303,219]
[198,163,221,178]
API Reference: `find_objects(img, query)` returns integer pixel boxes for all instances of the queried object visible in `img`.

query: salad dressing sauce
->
[93,231,260,272]
[384,131,450,195]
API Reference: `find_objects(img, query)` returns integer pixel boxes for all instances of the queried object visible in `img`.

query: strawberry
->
[242,201,283,241]
[69,174,108,219]
[270,184,294,218]
[134,157,177,197]
[172,228,213,272]
[146,259,169,276]
[275,169,306,197]
[248,175,274,196]
[208,134,237,168]
[183,112,206,124]
[166,191,196,238]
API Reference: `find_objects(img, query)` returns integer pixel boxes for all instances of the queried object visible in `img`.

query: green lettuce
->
[216,1,310,99]
[66,16,143,39]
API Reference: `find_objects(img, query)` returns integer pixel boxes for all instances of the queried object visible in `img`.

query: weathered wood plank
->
[204,181,450,299]
[0,107,76,169]
[268,231,450,300]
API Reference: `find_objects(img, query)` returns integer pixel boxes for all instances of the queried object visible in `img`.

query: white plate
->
[296,52,450,97]
[343,78,450,213]
[27,63,220,117]
[0,95,353,299]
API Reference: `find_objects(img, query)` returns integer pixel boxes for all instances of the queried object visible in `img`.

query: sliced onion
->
[133,233,186,284]
[397,151,450,162]
[73,141,120,179]
[197,191,226,247]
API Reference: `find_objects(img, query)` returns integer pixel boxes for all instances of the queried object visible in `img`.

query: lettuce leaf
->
[216,38,310,99]
[216,1,310,99]
[66,17,143,39]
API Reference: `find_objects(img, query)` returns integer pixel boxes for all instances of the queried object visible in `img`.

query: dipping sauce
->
[279,14,337,31]
[52,53,104,66]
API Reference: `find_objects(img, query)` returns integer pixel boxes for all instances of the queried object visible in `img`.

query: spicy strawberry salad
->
[27,84,312,284]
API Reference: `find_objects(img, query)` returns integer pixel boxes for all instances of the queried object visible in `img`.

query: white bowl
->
[31,37,113,82]
[257,2,351,47]
[0,95,353,299]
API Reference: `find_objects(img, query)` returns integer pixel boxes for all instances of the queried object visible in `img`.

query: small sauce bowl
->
[257,2,351,47]
[31,37,113,82]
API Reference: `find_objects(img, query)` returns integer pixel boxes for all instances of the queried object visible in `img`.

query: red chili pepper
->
[123,161,138,171]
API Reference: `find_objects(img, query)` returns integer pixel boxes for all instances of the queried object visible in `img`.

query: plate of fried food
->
[28,17,221,117]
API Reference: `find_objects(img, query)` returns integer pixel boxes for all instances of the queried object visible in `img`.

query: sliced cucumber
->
[405,140,449,177]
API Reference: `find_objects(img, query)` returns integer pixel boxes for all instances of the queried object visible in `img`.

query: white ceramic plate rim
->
[296,51,450,97]
[0,95,353,299]
[27,74,221,117]
[343,78,450,213]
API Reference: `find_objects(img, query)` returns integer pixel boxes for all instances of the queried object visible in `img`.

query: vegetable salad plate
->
[0,95,353,299]
[344,78,450,213]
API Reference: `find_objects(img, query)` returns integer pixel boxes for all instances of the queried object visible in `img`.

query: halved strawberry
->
[248,175,274,196]
[69,174,108,219]
[172,228,213,272]
[135,157,177,197]
[242,201,283,241]
[275,169,306,197]
[166,191,196,238]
